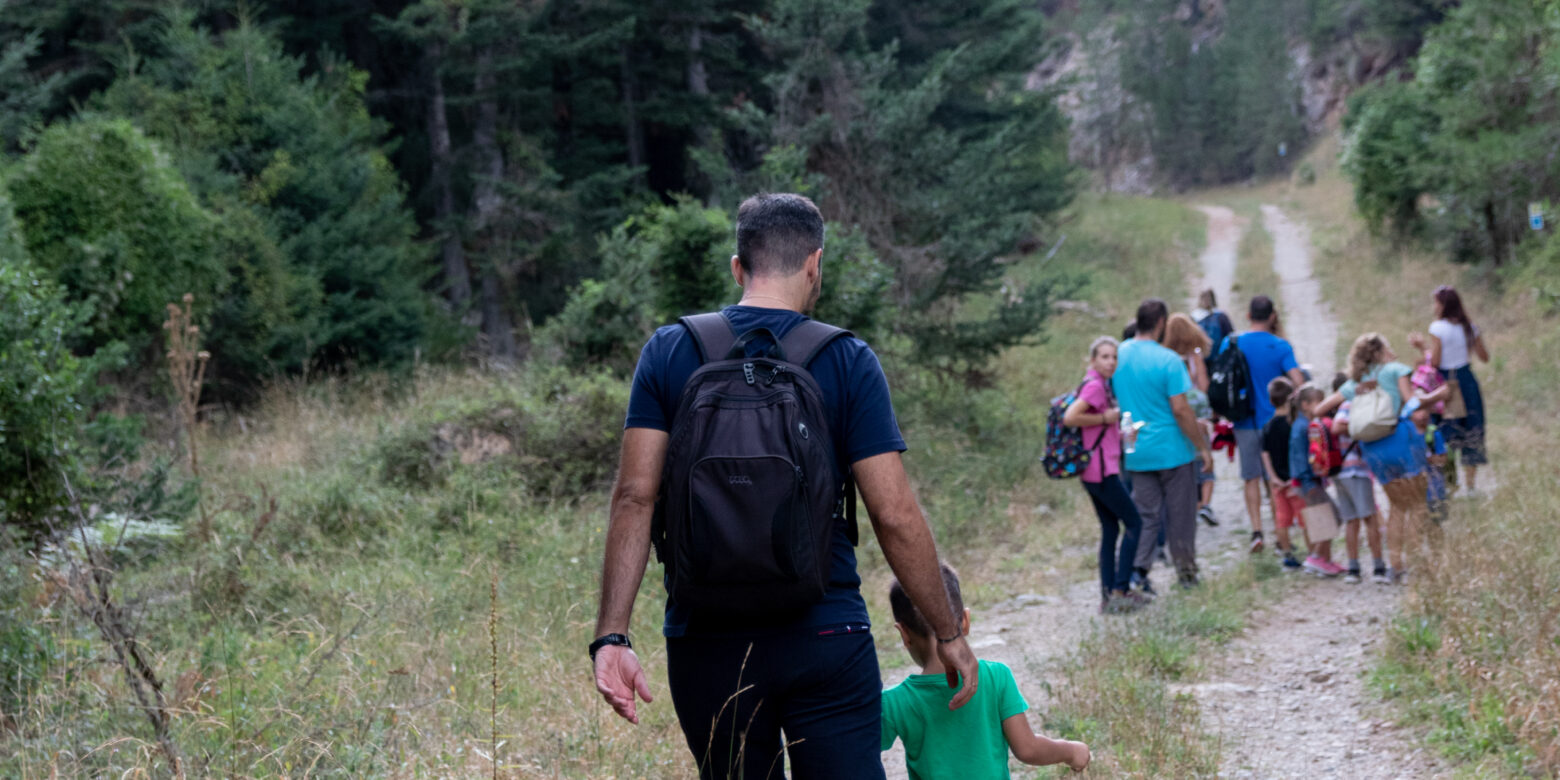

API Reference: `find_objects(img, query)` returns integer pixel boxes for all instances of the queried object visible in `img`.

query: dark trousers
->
[666,627,886,780]
[1129,462,1198,579]
[1083,475,1143,595]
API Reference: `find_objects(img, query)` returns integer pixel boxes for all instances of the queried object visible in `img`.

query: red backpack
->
[1308,417,1344,478]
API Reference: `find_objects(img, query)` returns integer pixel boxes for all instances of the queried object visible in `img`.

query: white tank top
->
[1428,319,1473,369]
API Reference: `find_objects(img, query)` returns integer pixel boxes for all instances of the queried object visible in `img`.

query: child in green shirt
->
[881,564,1090,778]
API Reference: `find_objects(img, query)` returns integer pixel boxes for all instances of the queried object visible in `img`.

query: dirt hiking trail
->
[1186,204,1447,779]
[884,204,1446,779]
[882,203,1257,779]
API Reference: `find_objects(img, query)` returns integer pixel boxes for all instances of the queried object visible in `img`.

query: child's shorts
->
[1195,459,1216,486]
[1273,485,1308,530]
[1332,475,1376,521]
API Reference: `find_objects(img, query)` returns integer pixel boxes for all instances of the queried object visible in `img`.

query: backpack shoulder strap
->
[779,319,853,368]
[680,312,738,364]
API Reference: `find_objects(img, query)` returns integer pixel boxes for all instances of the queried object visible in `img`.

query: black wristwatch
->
[589,633,632,662]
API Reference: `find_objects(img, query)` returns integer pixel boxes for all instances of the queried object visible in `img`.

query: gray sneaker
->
[1371,566,1391,584]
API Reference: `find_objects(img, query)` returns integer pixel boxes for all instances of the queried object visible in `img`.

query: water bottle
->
[1121,412,1137,454]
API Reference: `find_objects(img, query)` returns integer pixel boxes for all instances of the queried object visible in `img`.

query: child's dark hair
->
[1330,371,1348,392]
[889,562,964,638]
[1268,376,1295,412]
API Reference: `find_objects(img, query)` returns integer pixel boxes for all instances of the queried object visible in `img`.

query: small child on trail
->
[882,564,1090,778]
[1329,372,1388,584]
[1412,405,1451,524]
[1261,378,1307,571]
[1290,384,1344,577]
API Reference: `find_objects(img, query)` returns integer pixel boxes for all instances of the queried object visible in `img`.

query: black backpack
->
[652,312,855,617]
[1207,334,1254,423]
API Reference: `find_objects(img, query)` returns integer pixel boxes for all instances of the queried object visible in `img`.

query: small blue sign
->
[1533,214,1545,231]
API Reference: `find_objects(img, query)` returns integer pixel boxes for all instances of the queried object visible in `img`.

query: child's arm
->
[1001,712,1090,771]
[1260,448,1286,494]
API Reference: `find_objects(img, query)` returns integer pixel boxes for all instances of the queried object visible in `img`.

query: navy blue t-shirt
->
[626,305,907,637]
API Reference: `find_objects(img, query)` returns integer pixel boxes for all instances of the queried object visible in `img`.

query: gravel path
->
[882,203,1256,779]
[1188,205,1447,779]
[885,204,1443,779]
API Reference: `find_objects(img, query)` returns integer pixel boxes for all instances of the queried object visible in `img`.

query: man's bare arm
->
[1170,394,1214,472]
[853,451,980,710]
[592,428,668,724]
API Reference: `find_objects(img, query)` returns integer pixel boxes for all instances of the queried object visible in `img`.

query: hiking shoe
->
[1302,556,1337,577]
[1176,574,1201,590]
[1103,592,1147,614]
[1130,570,1157,597]
[1198,505,1219,526]
[1390,569,1408,586]
[1371,566,1391,585]
[1249,532,1265,554]
[1282,555,1302,571]
[1344,566,1362,584]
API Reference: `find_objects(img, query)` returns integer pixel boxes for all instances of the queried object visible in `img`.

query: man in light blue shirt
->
[1114,299,1216,590]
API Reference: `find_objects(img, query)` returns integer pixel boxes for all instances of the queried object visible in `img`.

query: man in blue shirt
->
[1219,295,1306,554]
[1114,299,1215,589]
[591,193,978,779]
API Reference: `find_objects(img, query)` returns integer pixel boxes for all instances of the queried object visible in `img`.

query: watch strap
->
[589,633,632,662]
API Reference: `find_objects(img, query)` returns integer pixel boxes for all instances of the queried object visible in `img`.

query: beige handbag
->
[1301,502,1340,543]
[1443,373,1468,419]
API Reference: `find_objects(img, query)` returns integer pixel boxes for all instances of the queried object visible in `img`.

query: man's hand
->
[593,644,653,724]
[1198,447,1215,474]
[937,636,980,710]
[1270,479,1288,496]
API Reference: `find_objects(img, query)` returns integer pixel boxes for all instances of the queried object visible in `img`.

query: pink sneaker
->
[1303,556,1343,577]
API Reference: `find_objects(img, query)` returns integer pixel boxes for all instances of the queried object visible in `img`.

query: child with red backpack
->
[1289,383,1344,577]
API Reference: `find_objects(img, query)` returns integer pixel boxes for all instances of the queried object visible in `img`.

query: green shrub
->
[96,12,432,383]
[0,248,102,531]
[6,117,225,354]
[376,366,629,500]
[540,197,895,372]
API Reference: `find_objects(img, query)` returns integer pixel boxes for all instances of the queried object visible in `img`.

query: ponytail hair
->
[1291,384,1326,419]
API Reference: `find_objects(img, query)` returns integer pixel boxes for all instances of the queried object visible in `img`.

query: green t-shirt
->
[881,659,1029,779]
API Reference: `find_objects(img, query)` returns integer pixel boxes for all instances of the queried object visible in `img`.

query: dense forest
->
[2,0,1559,774]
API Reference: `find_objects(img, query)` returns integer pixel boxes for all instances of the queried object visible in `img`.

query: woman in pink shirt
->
[1063,337,1148,613]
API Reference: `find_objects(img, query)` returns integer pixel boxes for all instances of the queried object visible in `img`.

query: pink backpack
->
[1411,352,1446,415]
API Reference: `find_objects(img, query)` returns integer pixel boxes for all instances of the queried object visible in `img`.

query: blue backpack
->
[1198,311,1230,346]
[1042,380,1107,479]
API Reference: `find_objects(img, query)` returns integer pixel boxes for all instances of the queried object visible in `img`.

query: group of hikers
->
[589,193,1490,778]
[1061,285,1489,617]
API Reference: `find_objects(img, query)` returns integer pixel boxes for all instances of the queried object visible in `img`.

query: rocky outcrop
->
[1029,27,1157,195]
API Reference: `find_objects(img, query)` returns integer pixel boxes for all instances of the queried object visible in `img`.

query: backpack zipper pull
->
[766,365,786,385]
[743,362,756,385]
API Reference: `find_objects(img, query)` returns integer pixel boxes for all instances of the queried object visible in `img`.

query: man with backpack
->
[591,193,977,779]
[1215,295,1307,554]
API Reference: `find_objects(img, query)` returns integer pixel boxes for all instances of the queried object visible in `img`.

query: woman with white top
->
[1412,285,1489,494]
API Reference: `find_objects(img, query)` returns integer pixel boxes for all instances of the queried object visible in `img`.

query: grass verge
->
[1042,557,1282,778]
